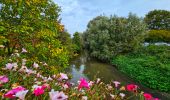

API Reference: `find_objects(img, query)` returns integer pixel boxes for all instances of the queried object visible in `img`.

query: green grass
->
[112,45,170,92]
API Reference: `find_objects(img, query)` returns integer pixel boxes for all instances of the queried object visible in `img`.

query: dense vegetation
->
[145,30,170,43]
[0,0,75,68]
[144,10,170,43]
[0,0,169,99]
[84,13,147,61]
[83,10,170,92]
[112,45,170,92]
[144,10,170,30]
[72,32,83,53]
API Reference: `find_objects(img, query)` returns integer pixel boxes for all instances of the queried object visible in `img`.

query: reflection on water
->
[67,53,170,100]
[70,64,88,83]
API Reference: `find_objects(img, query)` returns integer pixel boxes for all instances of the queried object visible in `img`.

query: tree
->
[0,0,71,67]
[144,9,170,30]
[72,32,83,53]
[84,13,147,61]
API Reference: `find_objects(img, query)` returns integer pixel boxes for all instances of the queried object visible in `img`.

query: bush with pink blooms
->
[0,50,160,100]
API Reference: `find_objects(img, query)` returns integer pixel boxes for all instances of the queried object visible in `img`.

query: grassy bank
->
[112,45,170,92]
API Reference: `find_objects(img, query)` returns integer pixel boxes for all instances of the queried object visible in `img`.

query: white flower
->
[48,76,53,81]
[22,59,27,65]
[96,78,101,84]
[49,90,68,100]
[59,73,68,80]
[82,96,88,100]
[15,90,29,100]
[33,62,39,69]
[119,93,125,99]
[22,48,27,53]
[110,94,115,99]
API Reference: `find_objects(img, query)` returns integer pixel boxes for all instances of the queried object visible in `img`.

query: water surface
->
[67,54,170,100]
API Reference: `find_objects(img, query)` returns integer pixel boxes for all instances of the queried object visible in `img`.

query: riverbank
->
[112,45,170,93]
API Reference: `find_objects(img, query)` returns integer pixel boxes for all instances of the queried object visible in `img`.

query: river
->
[67,53,170,100]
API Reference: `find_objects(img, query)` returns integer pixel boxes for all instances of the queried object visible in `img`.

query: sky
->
[54,0,170,35]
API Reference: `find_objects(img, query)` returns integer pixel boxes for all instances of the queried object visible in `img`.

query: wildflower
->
[154,98,159,100]
[43,63,48,66]
[15,90,29,100]
[4,86,25,99]
[113,81,120,88]
[26,69,35,75]
[42,83,50,90]
[107,84,113,90]
[53,75,56,79]
[110,94,115,99]
[33,62,39,69]
[96,78,101,84]
[0,75,9,83]
[47,76,53,81]
[33,87,44,96]
[143,93,152,100]
[119,93,125,99]
[62,84,69,89]
[22,59,27,65]
[126,84,138,92]
[78,78,89,90]
[49,89,68,100]
[5,63,13,70]
[37,73,41,78]
[82,96,88,100]
[19,66,28,73]
[22,48,27,53]
[88,81,94,86]
[59,73,68,80]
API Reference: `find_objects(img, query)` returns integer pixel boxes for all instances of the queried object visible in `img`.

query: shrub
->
[145,30,170,42]
[84,13,147,61]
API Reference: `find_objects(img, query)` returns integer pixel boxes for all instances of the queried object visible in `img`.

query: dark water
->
[67,54,170,100]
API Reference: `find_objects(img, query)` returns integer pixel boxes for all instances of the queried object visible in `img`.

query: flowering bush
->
[0,49,159,100]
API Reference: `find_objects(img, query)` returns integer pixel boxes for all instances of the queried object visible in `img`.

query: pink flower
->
[126,84,138,92]
[42,83,50,90]
[33,87,44,96]
[49,89,68,100]
[22,48,27,53]
[26,69,36,74]
[33,62,39,69]
[0,75,9,83]
[78,78,90,90]
[15,90,29,100]
[154,98,159,100]
[4,86,25,99]
[5,63,13,70]
[113,81,120,88]
[62,84,69,89]
[143,93,152,100]
[59,73,68,80]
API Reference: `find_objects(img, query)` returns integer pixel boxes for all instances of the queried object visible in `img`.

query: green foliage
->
[0,0,73,68]
[112,45,170,92]
[84,13,147,61]
[72,32,83,53]
[144,9,170,30]
[145,30,170,43]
